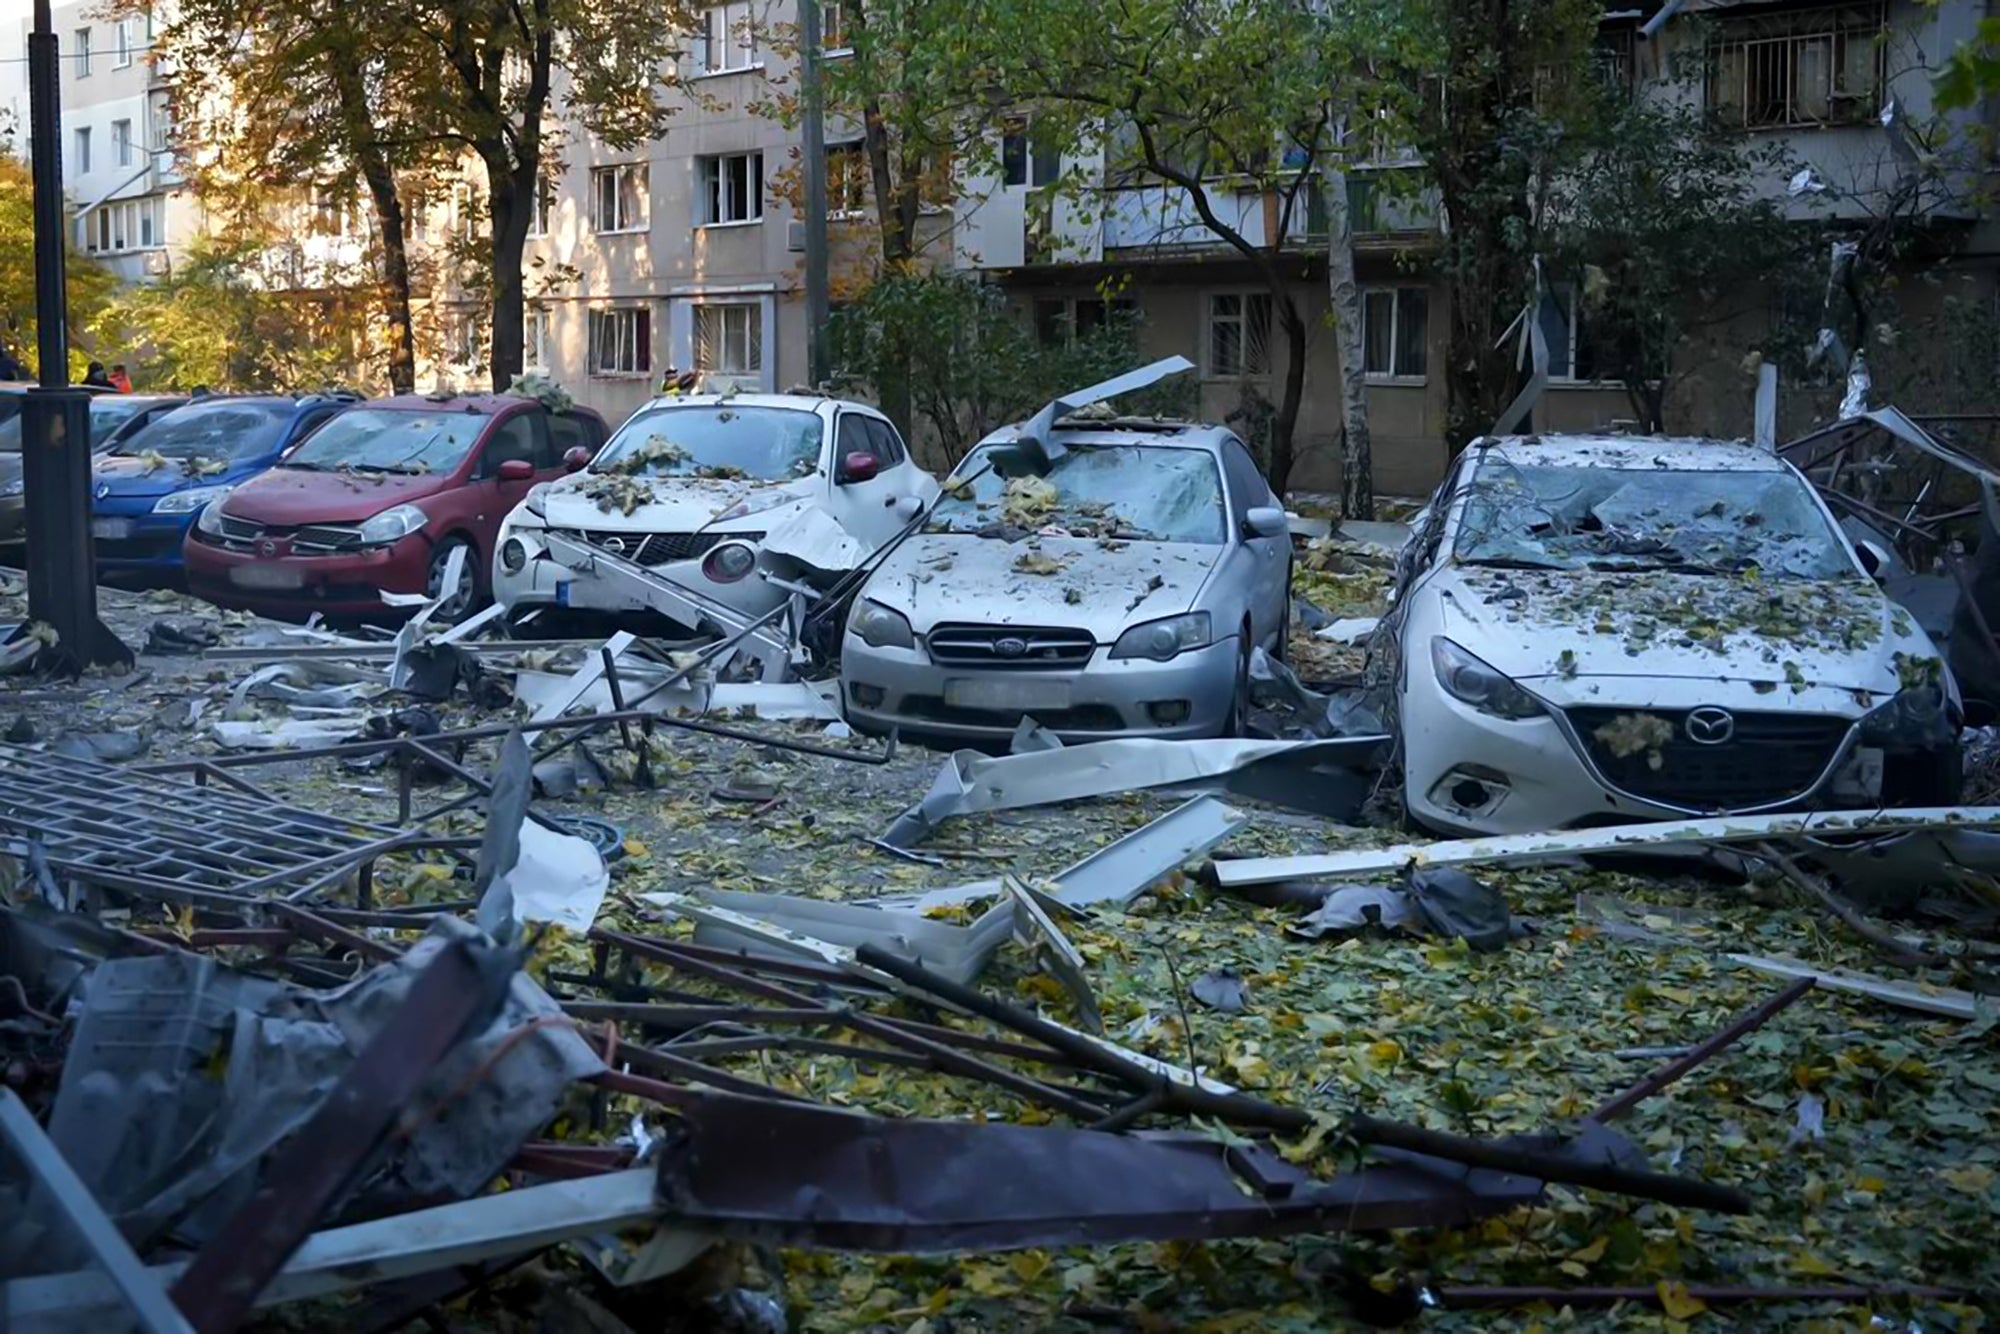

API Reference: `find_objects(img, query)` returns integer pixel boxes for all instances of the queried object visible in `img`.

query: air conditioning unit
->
[786,219,806,252]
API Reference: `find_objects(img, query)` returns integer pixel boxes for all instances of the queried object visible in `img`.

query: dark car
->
[91,393,191,453]
[184,393,607,620]
[0,381,143,545]
[90,393,361,581]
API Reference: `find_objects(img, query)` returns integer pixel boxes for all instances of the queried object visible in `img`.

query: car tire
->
[1273,569,1293,664]
[1226,622,1252,737]
[427,536,485,623]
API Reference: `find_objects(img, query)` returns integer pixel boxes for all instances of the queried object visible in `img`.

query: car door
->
[825,410,900,545]
[1220,438,1287,649]
[465,410,547,542]
[866,417,939,510]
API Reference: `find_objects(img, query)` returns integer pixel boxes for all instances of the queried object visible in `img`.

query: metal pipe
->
[1588,977,1815,1124]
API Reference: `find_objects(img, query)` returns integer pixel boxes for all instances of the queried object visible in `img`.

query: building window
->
[112,119,132,168]
[73,126,90,174]
[827,142,868,215]
[1535,286,1643,384]
[1362,287,1429,380]
[73,28,91,77]
[589,307,651,377]
[590,163,647,233]
[524,307,552,371]
[82,196,163,254]
[450,183,481,243]
[694,303,763,375]
[699,152,763,225]
[822,1,850,51]
[1001,117,1061,188]
[699,2,758,73]
[114,18,134,68]
[525,170,555,237]
[1206,292,1272,378]
[1708,3,1884,130]
[139,196,158,247]
[309,184,352,237]
[446,311,480,367]
[1034,295,1136,346]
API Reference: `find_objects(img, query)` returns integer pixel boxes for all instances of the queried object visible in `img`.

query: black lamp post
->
[22,0,130,673]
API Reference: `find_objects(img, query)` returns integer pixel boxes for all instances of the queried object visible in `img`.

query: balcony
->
[1098,168,1440,258]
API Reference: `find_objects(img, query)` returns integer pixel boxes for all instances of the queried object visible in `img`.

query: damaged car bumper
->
[494,524,783,630]
[184,528,436,615]
[842,631,1239,740]
[1404,674,1960,835]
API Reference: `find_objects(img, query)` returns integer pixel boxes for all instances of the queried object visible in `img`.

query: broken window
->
[587,307,651,377]
[1001,117,1062,188]
[700,152,764,225]
[114,402,288,462]
[1362,287,1428,380]
[595,404,822,480]
[698,1,758,72]
[590,163,648,233]
[1707,3,1884,130]
[1454,462,1856,579]
[694,302,762,374]
[287,409,489,475]
[933,444,1227,544]
[826,141,869,214]
[1207,292,1272,378]
[1034,295,1137,346]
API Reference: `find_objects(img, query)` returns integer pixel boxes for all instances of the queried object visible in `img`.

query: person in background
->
[82,361,112,388]
[108,363,132,392]
[0,344,23,381]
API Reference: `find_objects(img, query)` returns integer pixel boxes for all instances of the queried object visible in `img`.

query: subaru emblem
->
[1684,706,1735,746]
[994,636,1028,658]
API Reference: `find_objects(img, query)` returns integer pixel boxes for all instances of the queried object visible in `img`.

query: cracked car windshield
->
[594,406,821,481]
[114,402,287,462]
[285,409,485,474]
[1454,462,1853,579]
[932,444,1226,543]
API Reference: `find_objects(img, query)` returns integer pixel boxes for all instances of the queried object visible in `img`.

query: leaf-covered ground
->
[6,577,1996,1331]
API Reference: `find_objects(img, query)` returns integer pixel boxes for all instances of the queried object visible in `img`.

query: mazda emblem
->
[258,539,277,557]
[993,636,1028,658]
[1684,706,1735,746]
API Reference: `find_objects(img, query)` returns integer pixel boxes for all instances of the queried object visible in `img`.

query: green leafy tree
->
[827,271,1188,469]
[0,156,114,379]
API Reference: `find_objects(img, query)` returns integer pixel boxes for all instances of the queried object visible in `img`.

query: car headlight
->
[500,537,529,573]
[522,482,552,520]
[153,483,233,515]
[714,491,797,524]
[195,498,229,536]
[1431,636,1545,720]
[1860,682,1955,748]
[357,503,428,547]
[850,600,915,649]
[701,541,759,584]
[1111,612,1212,662]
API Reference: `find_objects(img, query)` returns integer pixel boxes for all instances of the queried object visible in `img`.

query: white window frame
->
[73,27,91,77]
[822,1,852,55]
[525,170,554,238]
[589,163,648,234]
[693,302,763,376]
[112,118,132,168]
[1361,286,1429,384]
[114,18,133,68]
[138,195,160,249]
[1204,291,1272,379]
[1538,286,1624,388]
[588,307,652,378]
[825,141,868,217]
[697,2,760,75]
[699,152,763,227]
[1000,116,1061,189]
[73,126,91,175]
[523,306,552,372]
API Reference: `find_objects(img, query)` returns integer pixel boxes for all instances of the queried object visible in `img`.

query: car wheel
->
[427,537,484,622]
[1226,622,1253,737]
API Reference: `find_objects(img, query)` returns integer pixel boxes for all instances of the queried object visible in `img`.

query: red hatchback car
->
[185,393,607,619]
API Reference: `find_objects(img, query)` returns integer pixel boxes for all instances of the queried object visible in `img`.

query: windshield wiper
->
[1458,556,1566,572]
[284,460,328,472]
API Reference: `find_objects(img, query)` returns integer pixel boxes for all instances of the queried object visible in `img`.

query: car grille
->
[897,695,1125,732]
[1565,706,1852,810]
[291,524,365,552]
[199,516,363,555]
[927,624,1095,669]
[573,530,765,567]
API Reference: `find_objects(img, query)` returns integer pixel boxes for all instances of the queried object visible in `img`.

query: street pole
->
[23,0,131,674]
[799,0,830,390]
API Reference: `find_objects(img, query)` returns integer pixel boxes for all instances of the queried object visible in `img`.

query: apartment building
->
[0,0,194,285]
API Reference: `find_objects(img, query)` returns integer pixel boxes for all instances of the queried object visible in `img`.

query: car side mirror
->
[838,452,880,485]
[496,459,535,482]
[562,446,591,473]
[892,494,925,521]
[1855,539,1891,581]
[1243,506,1289,540]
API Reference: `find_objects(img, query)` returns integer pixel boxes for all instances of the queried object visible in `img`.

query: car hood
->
[1429,564,1935,698]
[221,466,457,525]
[537,472,819,534]
[865,533,1219,641]
[94,454,267,500]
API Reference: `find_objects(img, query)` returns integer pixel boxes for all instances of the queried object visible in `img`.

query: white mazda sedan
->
[1387,435,1962,835]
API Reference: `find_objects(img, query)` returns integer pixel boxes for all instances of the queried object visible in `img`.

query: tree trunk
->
[326,41,414,393]
[1268,293,1305,499]
[485,153,530,391]
[1323,167,1373,521]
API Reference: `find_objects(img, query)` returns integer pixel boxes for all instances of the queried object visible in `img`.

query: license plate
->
[943,677,1074,711]
[91,518,133,541]
[229,564,305,590]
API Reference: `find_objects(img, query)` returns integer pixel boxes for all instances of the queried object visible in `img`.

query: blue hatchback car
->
[91,392,360,579]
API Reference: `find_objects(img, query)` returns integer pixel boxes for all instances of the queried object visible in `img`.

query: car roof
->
[629,392,845,414]
[1472,433,1794,473]
[371,392,605,420]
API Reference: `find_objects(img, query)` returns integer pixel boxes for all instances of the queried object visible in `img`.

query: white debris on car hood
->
[1432,565,1934,697]
[867,533,1217,638]
[536,473,816,535]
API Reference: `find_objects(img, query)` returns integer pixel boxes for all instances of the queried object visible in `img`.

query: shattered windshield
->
[1453,462,1854,580]
[284,409,483,475]
[88,397,152,447]
[112,401,287,462]
[931,444,1227,543]
[593,406,823,481]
